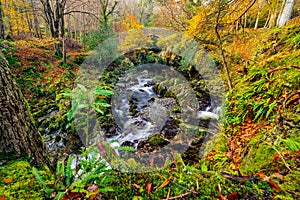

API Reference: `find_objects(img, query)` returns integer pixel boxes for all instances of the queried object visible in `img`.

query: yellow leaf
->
[157,177,171,190]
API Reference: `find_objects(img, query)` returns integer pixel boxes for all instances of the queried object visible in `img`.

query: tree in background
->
[39,0,66,56]
[0,1,4,39]
[115,13,143,31]
[0,0,32,37]
[83,0,118,49]
[277,0,295,26]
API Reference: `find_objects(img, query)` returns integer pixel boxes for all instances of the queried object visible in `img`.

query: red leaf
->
[145,176,153,193]
[227,192,239,200]
[267,180,281,191]
[219,193,226,200]
[0,195,6,200]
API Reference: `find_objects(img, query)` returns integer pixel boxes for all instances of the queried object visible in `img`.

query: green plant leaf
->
[93,87,113,96]
[94,107,104,115]
[77,84,87,92]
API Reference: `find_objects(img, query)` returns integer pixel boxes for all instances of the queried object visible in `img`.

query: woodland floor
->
[0,25,299,200]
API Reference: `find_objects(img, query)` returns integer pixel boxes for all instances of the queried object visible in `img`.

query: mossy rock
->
[148,134,167,146]
[179,123,199,137]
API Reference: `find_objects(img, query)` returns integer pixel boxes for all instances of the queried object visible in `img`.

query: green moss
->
[0,159,53,199]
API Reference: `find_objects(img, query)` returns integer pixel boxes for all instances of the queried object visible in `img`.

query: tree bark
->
[0,53,54,171]
[277,0,295,26]
[0,1,5,39]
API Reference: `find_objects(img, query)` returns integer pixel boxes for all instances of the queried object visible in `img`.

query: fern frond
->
[66,156,73,187]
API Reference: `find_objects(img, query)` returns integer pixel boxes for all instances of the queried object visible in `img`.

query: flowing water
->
[106,68,220,156]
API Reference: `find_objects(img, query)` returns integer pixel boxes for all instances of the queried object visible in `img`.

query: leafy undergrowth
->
[1,38,88,139]
[206,24,300,199]
[1,25,299,199]
[0,159,53,199]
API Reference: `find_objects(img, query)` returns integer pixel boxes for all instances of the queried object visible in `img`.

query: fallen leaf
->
[145,176,153,193]
[227,192,239,200]
[50,191,57,199]
[88,189,99,200]
[219,193,226,200]
[86,183,98,192]
[256,172,269,181]
[62,192,85,200]
[3,178,13,184]
[267,180,281,191]
[157,177,171,190]
[132,183,141,189]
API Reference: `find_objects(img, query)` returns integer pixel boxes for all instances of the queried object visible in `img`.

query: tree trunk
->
[0,1,5,39]
[0,53,54,171]
[277,0,295,26]
[30,0,41,37]
[268,11,278,28]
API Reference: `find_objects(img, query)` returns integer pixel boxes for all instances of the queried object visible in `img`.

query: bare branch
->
[63,10,100,20]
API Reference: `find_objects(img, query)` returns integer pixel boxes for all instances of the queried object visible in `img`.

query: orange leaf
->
[157,177,171,190]
[0,195,6,200]
[219,193,226,200]
[88,189,99,200]
[133,183,141,189]
[3,178,13,184]
[256,172,267,179]
[267,180,281,191]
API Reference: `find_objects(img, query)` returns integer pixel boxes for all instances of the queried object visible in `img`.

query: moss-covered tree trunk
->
[0,53,54,171]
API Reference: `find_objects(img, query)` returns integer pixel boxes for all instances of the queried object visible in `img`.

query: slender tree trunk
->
[244,13,247,28]
[215,0,233,90]
[0,53,54,172]
[264,11,271,28]
[268,11,278,28]
[30,0,41,37]
[67,14,71,40]
[277,0,295,26]
[255,11,260,29]
[61,13,66,63]
[0,1,5,39]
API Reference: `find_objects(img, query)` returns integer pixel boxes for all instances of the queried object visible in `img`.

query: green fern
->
[281,138,300,152]
[33,167,46,186]
[60,158,65,176]
[65,156,73,187]
[32,167,53,195]
[116,146,135,151]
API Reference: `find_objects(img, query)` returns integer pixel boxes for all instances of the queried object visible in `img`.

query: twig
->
[291,65,300,70]
[286,190,300,198]
[172,182,197,194]
[268,65,300,74]
[221,172,258,181]
[234,0,257,23]
[267,67,291,74]
[270,143,292,172]
[161,191,195,200]
[283,90,300,109]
